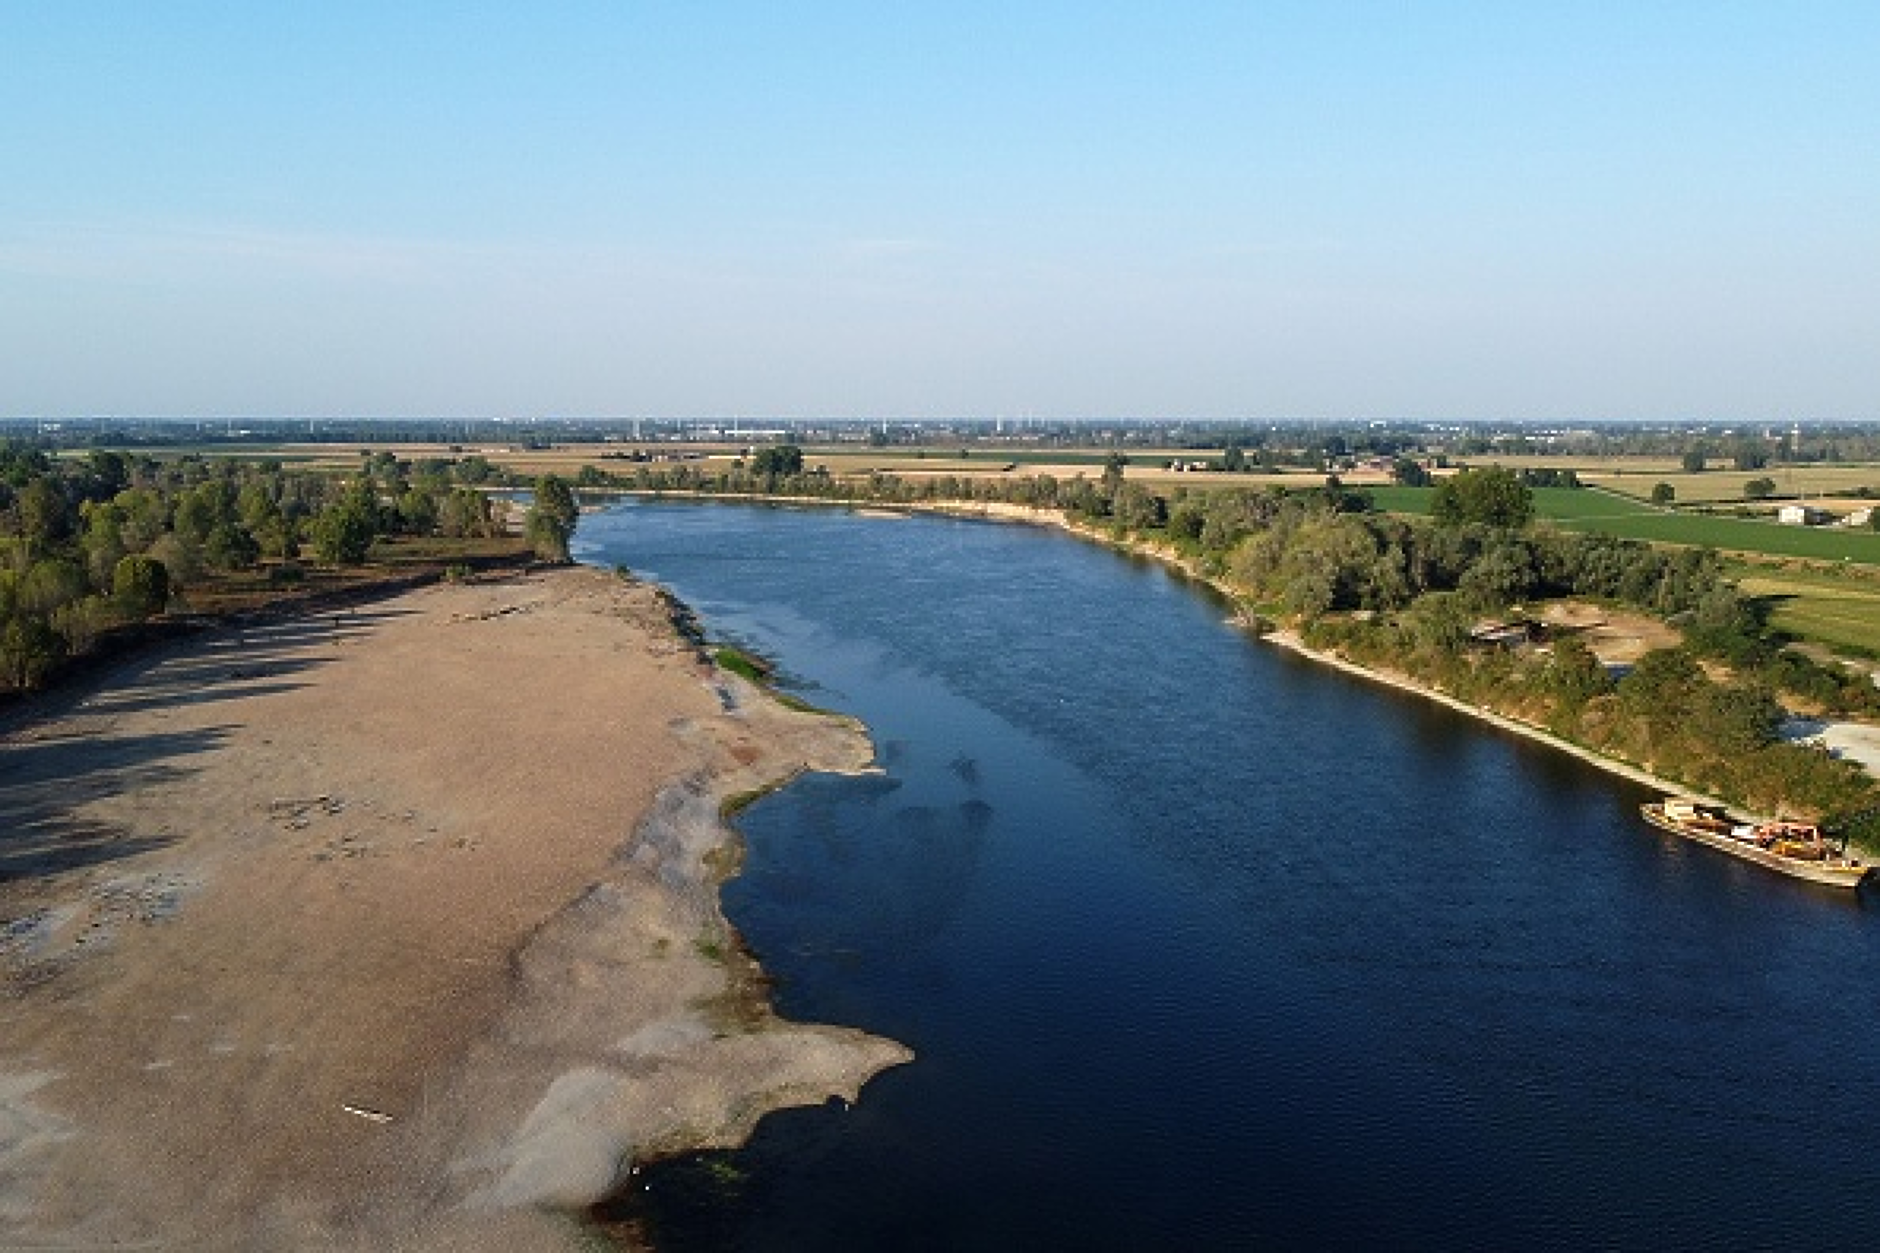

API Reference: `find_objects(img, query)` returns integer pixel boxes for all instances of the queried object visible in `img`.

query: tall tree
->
[113,554,170,619]
[526,475,579,562]
[310,480,379,564]
[1430,467,1534,529]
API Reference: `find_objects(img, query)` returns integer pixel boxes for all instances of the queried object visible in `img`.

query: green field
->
[1367,485,1880,565]
[1553,511,1880,563]
[1733,563,1880,658]
[1365,484,1655,520]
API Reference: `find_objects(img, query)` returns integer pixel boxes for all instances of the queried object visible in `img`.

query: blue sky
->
[3,2,1876,420]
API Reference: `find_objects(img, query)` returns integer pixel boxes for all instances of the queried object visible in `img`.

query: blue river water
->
[574,499,1880,1252]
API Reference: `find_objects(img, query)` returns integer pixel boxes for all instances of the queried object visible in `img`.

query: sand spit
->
[0,566,908,1250]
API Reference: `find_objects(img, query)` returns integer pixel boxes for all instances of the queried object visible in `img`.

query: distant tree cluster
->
[0,440,504,690]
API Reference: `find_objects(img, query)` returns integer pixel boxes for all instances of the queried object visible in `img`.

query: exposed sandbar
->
[0,566,908,1250]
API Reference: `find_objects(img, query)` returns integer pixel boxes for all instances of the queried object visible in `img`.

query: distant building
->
[1777,505,1831,526]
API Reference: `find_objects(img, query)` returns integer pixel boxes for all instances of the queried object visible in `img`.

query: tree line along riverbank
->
[8,435,1878,853]
[589,453,1880,854]
[0,441,586,697]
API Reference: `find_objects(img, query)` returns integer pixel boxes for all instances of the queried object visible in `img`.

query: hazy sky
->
[4,2,1876,421]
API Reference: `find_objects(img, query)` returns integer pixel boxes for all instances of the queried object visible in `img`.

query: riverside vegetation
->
[9,432,1878,852]
[0,439,589,694]
[591,451,1880,853]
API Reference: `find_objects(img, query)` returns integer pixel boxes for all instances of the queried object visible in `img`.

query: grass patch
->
[1367,484,1880,566]
[712,644,769,683]
[1361,484,1434,515]
[711,642,835,715]
[719,779,789,819]
[1733,560,1880,656]
[1366,484,1659,522]
[1552,512,1880,564]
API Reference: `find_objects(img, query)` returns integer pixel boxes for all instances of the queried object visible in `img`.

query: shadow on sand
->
[0,608,413,885]
[0,726,231,882]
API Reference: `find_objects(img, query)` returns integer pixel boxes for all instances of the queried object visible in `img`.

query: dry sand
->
[0,566,909,1249]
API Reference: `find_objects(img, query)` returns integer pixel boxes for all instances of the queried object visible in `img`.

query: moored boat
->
[1640,798,1872,888]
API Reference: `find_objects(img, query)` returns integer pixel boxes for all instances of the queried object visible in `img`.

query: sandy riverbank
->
[924,498,1880,827]
[1259,629,1750,811]
[0,566,909,1250]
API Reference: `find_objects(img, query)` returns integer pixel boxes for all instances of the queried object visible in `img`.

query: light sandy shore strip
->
[629,490,1880,840]
[1257,628,1744,811]
[926,499,1780,815]
[626,492,1762,812]
[0,566,909,1251]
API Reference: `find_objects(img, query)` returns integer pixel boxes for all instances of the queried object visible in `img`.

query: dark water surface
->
[575,500,1880,1252]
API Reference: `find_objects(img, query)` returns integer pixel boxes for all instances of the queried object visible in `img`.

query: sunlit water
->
[575,500,1880,1252]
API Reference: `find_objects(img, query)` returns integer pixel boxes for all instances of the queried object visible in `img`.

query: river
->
[575,499,1880,1252]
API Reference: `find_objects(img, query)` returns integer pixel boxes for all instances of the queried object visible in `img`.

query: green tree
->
[79,500,129,584]
[395,486,439,535]
[1457,540,1536,610]
[204,522,260,570]
[237,479,283,537]
[1617,647,1704,716]
[85,449,133,495]
[112,554,170,619]
[1400,590,1474,653]
[0,613,65,688]
[526,475,579,562]
[18,559,86,616]
[51,596,113,655]
[310,481,380,565]
[1429,467,1534,529]
[1542,634,1610,714]
[15,478,73,553]
[1680,450,1707,474]
[1744,477,1777,501]
[749,445,804,478]
[174,479,236,544]
[438,487,495,539]
[1165,495,1206,543]
[1112,482,1166,531]
[1651,482,1675,505]
[113,486,170,551]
